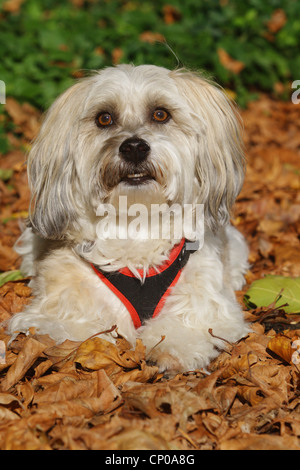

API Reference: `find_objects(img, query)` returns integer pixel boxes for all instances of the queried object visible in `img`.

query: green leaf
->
[0,270,24,288]
[244,275,300,314]
[0,168,13,181]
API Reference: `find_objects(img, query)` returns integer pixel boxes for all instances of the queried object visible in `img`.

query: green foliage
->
[0,167,13,181]
[0,0,298,111]
[244,276,300,314]
[0,270,23,287]
[0,103,13,153]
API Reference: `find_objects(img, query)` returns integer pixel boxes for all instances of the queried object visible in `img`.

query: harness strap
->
[91,239,195,329]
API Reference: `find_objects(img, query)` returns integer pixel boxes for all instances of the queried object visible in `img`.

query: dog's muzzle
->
[119,137,154,185]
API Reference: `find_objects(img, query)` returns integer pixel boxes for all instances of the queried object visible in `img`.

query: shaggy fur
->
[8,65,250,373]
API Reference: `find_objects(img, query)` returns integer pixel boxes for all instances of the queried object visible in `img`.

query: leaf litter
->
[0,94,300,450]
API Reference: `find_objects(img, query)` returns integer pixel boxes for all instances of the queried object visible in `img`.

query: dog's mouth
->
[118,161,157,186]
[101,160,160,191]
[121,171,155,186]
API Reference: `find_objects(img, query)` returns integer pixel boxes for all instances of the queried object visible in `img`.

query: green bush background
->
[0,0,299,147]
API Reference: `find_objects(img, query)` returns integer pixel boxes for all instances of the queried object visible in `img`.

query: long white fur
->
[7,65,250,373]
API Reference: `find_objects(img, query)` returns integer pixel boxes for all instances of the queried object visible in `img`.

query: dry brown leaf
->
[111,48,123,65]
[237,385,264,406]
[217,48,245,74]
[219,353,258,380]
[113,362,159,386]
[123,380,210,432]
[42,337,79,366]
[257,218,284,235]
[267,334,300,364]
[34,369,122,415]
[49,419,173,450]
[201,413,228,439]
[266,9,287,33]
[33,359,53,378]
[245,363,290,405]
[0,337,47,391]
[220,434,300,450]
[75,336,159,385]
[75,336,130,369]
[139,31,165,44]
[162,5,181,24]
[2,0,25,13]
[1,422,52,450]
[102,427,171,450]
[0,349,17,373]
[213,385,237,413]
[76,336,142,369]
[32,394,121,423]
[5,98,40,140]
[33,376,97,404]
[0,392,24,410]
[16,381,35,408]
[0,405,21,422]
[13,283,32,298]
[0,243,19,271]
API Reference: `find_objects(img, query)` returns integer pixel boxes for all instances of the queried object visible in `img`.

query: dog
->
[8,64,250,373]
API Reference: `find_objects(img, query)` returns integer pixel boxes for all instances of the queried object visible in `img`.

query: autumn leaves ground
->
[0,95,299,450]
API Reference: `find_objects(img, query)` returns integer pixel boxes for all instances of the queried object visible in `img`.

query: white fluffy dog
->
[8,64,250,373]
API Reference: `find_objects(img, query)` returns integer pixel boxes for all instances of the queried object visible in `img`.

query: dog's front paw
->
[148,349,184,376]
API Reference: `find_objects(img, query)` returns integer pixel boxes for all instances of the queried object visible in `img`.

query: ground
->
[0,94,299,450]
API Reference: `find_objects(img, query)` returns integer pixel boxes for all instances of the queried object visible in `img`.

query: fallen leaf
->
[0,337,47,391]
[139,31,165,44]
[2,0,25,13]
[0,406,21,423]
[217,48,245,74]
[219,353,258,380]
[162,5,181,24]
[0,392,24,408]
[76,336,142,369]
[244,276,300,314]
[0,243,19,271]
[267,334,300,365]
[266,9,287,33]
[1,422,52,450]
[112,48,123,65]
[220,434,299,450]
[5,98,40,140]
[0,271,23,288]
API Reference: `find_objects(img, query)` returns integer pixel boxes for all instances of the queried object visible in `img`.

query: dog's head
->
[27,64,245,239]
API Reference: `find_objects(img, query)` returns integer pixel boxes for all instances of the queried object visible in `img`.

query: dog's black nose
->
[119,138,150,164]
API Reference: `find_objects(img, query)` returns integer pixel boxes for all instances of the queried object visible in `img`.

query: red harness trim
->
[91,264,142,328]
[118,238,185,278]
[151,269,182,319]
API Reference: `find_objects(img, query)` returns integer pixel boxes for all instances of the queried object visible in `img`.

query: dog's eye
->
[96,112,113,127]
[152,109,170,123]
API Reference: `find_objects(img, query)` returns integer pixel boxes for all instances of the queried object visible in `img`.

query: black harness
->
[91,239,196,328]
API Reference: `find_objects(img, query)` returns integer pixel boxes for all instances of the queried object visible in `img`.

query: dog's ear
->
[171,69,245,230]
[27,81,87,239]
